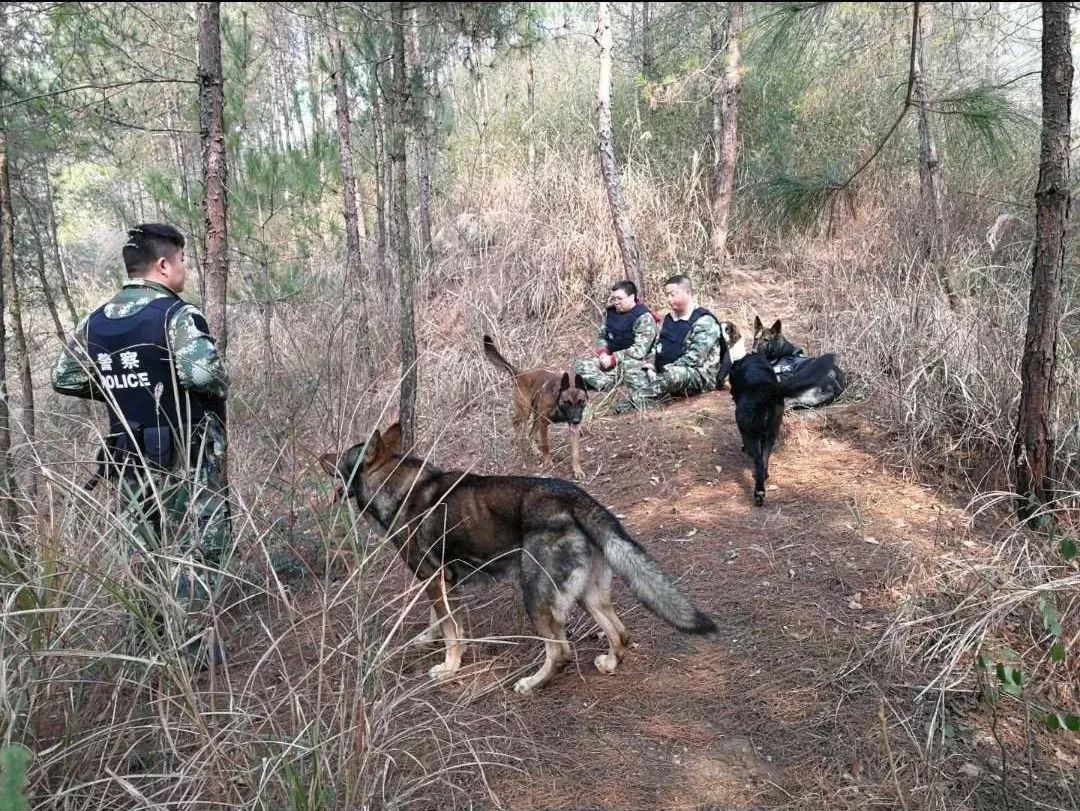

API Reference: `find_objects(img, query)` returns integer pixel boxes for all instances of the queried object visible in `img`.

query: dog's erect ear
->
[559,372,571,392]
[771,319,782,335]
[754,315,763,334]
[364,430,383,464]
[319,452,340,476]
[382,422,403,453]
[574,373,587,392]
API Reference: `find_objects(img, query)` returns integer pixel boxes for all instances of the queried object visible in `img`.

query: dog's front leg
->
[569,426,585,480]
[536,418,552,469]
[426,576,464,681]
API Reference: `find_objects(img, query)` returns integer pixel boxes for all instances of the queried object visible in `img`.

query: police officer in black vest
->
[573,280,659,392]
[53,223,231,666]
[615,274,727,413]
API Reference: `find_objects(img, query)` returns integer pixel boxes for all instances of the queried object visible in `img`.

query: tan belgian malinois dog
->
[482,335,587,480]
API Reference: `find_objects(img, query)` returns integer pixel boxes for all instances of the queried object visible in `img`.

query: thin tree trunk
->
[42,159,77,325]
[198,1,230,356]
[328,14,367,290]
[0,136,36,506]
[1015,2,1071,517]
[0,130,17,524]
[391,1,417,451]
[408,5,434,268]
[16,176,66,344]
[709,1,742,265]
[912,2,957,308]
[526,45,536,174]
[641,1,654,81]
[371,62,390,289]
[596,1,644,294]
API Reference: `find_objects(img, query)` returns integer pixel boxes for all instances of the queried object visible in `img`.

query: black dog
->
[729,352,839,506]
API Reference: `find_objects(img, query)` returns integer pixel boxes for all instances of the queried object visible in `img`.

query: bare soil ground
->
[227,267,1077,810]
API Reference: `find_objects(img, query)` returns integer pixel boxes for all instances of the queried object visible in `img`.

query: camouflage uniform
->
[52,279,230,645]
[572,309,659,392]
[623,308,725,407]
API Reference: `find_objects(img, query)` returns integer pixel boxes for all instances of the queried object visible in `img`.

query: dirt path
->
[395,270,981,810]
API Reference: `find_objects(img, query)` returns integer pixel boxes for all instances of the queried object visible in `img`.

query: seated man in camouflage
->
[615,274,725,414]
[572,279,659,392]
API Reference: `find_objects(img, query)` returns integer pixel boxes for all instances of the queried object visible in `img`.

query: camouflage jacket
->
[52,279,229,403]
[595,310,659,363]
[662,306,725,380]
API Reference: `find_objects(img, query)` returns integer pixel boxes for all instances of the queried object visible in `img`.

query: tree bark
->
[42,159,78,326]
[596,1,644,294]
[1014,2,1071,517]
[328,15,367,288]
[197,1,230,356]
[709,1,742,265]
[408,5,434,268]
[912,3,957,308]
[0,130,17,523]
[371,61,391,290]
[641,2,654,80]
[0,133,36,507]
[15,175,66,344]
[526,45,536,174]
[392,2,418,450]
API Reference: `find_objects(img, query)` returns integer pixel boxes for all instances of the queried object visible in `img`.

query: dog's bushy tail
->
[482,335,520,377]
[574,501,716,634]
[775,353,838,398]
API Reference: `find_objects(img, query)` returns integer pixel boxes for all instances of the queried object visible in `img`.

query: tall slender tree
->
[391,1,418,450]
[912,2,956,308]
[0,130,16,524]
[596,1,643,293]
[328,8,367,290]
[198,1,230,356]
[708,1,742,265]
[1015,2,1072,517]
[408,4,435,268]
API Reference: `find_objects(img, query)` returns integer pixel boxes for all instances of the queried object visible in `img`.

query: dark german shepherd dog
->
[729,352,839,506]
[483,335,588,480]
[752,317,846,408]
[321,423,716,694]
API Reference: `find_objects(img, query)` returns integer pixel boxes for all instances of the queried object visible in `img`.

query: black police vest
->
[656,307,716,372]
[85,295,208,439]
[603,303,650,352]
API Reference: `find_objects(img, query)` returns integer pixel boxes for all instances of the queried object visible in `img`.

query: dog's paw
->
[754,491,765,506]
[572,467,586,481]
[594,653,618,675]
[513,675,540,694]
[428,661,459,682]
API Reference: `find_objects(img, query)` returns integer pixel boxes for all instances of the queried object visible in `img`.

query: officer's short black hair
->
[123,223,185,276]
[611,280,637,299]
[663,274,693,292]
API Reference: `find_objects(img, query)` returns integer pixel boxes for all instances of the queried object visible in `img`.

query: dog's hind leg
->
[426,576,465,681]
[584,562,628,675]
[408,607,443,649]
[513,606,571,694]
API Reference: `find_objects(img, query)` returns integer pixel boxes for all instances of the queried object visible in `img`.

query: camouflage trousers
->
[623,363,716,405]
[573,356,648,392]
[118,421,231,649]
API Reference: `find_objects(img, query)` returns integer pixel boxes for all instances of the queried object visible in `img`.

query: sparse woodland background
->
[0,2,1078,809]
